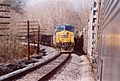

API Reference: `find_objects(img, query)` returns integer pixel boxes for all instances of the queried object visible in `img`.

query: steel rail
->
[0,53,61,81]
[39,53,71,81]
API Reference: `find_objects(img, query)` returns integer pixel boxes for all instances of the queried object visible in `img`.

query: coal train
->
[40,24,80,53]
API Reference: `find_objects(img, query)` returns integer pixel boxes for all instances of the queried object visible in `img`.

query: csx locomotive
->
[54,24,75,53]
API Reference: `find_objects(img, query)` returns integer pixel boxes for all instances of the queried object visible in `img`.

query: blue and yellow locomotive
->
[53,24,75,53]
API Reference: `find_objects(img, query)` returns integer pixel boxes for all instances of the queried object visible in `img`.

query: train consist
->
[40,24,79,53]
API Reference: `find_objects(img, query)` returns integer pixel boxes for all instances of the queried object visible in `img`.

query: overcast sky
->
[25,0,92,20]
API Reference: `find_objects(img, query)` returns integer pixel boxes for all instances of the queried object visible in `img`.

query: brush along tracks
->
[0,53,71,81]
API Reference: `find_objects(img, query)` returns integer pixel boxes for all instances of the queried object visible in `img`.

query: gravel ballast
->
[49,54,95,81]
[16,54,69,81]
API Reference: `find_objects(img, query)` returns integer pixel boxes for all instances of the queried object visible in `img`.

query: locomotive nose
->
[62,31,69,38]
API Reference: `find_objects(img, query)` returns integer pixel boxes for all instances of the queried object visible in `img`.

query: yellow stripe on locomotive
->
[54,24,75,52]
[56,31,74,46]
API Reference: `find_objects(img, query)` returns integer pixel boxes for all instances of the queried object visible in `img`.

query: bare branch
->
[3,0,26,14]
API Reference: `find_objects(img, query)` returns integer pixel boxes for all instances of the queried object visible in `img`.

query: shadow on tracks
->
[74,35,86,56]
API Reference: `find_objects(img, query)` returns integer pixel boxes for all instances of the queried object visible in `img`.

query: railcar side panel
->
[98,0,120,81]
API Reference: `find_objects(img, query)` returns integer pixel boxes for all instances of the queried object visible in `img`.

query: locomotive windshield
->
[59,26,64,31]
[65,25,74,32]
[55,25,74,32]
[55,26,64,32]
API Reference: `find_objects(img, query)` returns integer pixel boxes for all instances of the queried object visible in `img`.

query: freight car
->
[40,34,53,46]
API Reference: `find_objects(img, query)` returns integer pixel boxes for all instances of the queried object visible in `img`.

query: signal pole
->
[37,25,40,55]
[27,20,30,60]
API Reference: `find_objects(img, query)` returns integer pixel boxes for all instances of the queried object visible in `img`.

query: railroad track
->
[0,53,71,81]
[38,53,71,81]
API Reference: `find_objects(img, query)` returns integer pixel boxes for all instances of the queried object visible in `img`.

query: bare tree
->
[0,0,26,63]
[3,0,26,14]
[39,0,90,32]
